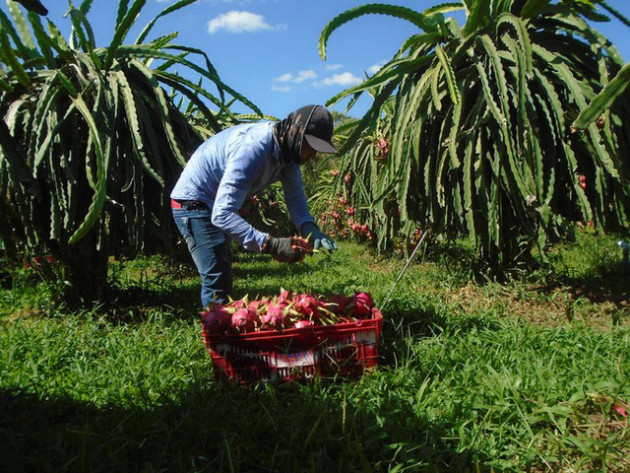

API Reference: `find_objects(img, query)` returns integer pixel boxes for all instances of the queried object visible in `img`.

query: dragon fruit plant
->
[201,289,381,335]
[318,191,374,242]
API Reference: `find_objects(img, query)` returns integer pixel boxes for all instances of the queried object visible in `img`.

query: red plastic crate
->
[202,312,382,384]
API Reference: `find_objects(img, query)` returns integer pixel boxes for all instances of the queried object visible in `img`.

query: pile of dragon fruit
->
[202,289,381,334]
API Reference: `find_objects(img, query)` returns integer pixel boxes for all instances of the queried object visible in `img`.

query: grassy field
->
[1,230,628,472]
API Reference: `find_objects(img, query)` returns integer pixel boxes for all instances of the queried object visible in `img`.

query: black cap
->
[303,106,337,154]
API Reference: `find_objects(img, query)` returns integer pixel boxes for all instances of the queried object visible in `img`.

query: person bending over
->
[170,105,338,307]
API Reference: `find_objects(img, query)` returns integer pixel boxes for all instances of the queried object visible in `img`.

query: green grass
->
[1,231,628,472]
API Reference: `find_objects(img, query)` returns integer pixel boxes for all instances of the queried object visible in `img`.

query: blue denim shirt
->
[171,121,315,252]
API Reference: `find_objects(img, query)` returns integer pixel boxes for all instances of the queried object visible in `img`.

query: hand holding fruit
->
[300,222,338,253]
[290,236,313,260]
[263,236,313,263]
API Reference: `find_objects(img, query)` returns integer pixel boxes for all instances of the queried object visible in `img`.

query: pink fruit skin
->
[202,305,232,333]
[231,308,258,332]
[247,299,267,314]
[348,292,375,318]
[277,289,292,305]
[205,290,380,334]
[260,303,287,328]
[294,294,320,319]
[226,298,248,311]
[327,294,349,314]
[294,320,313,329]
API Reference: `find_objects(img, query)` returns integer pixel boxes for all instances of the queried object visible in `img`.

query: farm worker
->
[170,104,339,308]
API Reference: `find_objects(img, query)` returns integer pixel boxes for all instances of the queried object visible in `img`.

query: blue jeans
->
[172,207,233,307]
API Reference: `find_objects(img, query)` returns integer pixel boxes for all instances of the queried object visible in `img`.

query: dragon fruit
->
[293,320,314,329]
[293,293,320,319]
[277,288,293,305]
[227,298,247,310]
[231,308,258,332]
[201,304,232,334]
[260,302,287,329]
[204,289,380,334]
[247,298,268,315]
[326,293,350,315]
[347,292,375,318]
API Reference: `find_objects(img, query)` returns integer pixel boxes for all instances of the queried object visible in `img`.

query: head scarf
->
[273,105,318,164]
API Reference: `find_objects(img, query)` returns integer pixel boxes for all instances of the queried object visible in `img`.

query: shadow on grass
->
[101,266,324,325]
[101,285,201,323]
[543,262,630,311]
[232,261,316,280]
[376,295,512,369]
[0,382,490,473]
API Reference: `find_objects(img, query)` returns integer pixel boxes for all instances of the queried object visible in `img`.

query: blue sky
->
[2,0,629,119]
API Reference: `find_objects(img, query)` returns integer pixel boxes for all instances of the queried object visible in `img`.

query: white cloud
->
[275,73,294,83]
[293,70,317,83]
[325,64,343,71]
[272,68,362,92]
[208,11,273,34]
[273,70,317,84]
[318,72,362,87]
[367,61,386,75]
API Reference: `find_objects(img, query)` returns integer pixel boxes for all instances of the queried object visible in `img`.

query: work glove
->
[300,222,338,253]
[263,236,303,263]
